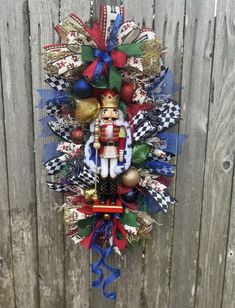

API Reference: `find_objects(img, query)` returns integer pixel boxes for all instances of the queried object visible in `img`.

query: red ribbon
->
[111,50,127,68]
[82,50,127,81]
[80,219,103,250]
[85,22,106,51]
[112,218,127,250]
[80,217,127,251]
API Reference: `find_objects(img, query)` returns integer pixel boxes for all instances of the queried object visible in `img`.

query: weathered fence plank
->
[222,172,235,308]
[60,2,91,308]
[0,1,39,307]
[115,2,154,307]
[124,0,154,29]
[169,1,215,307]
[143,1,185,307]
[0,47,15,308]
[28,1,65,307]
[195,0,235,307]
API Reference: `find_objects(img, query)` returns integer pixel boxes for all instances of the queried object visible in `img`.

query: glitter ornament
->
[122,167,141,187]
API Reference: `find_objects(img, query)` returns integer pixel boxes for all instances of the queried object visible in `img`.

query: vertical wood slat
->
[169,1,215,307]
[60,2,91,308]
[143,1,185,307]
[0,1,39,307]
[222,172,235,308]
[0,45,15,308]
[115,2,154,307]
[195,0,235,307]
[28,1,65,307]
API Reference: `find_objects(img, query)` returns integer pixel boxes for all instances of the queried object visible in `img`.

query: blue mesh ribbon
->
[39,115,55,137]
[144,160,175,177]
[147,70,181,100]
[157,132,188,155]
[42,142,60,163]
[91,219,120,300]
[36,89,69,108]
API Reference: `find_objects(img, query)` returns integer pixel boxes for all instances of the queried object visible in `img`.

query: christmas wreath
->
[37,4,187,300]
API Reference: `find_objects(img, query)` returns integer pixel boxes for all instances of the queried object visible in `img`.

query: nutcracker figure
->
[86,89,131,213]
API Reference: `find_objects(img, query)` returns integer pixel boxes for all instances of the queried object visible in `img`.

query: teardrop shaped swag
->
[37,4,187,300]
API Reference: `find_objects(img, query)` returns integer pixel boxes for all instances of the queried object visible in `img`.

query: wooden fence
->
[0,0,234,307]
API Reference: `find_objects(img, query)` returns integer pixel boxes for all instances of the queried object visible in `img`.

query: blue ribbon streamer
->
[91,219,121,300]
[106,14,123,52]
[93,14,123,80]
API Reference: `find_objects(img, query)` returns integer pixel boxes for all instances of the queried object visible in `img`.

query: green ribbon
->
[132,143,150,165]
[115,42,142,56]
[119,212,138,228]
[82,45,94,62]
[77,216,96,237]
[81,43,143,92]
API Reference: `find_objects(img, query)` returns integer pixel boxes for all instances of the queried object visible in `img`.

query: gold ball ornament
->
[121,168,141,187]
[75,97,100,123]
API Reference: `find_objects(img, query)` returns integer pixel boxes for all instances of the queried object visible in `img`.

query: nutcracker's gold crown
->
[101,89,119,109]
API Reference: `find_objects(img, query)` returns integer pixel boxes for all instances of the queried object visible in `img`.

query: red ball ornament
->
[120,82,136,104]
[70,128,84,144]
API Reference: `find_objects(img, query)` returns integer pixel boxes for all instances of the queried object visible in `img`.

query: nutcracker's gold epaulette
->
[119,126,126,138]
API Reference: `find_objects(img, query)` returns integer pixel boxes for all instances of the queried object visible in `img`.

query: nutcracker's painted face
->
[101,107,119,121]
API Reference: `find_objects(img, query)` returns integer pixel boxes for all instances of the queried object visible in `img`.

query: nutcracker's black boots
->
[99,177,108,204]
[110,177,118,205]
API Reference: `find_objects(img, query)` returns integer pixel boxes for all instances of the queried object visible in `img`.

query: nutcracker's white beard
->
[84,115,132,175]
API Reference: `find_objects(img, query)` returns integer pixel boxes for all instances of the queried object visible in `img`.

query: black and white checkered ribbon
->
[47,182,70,193]
[73,163,96,188]
[157,100,180,131]
[129,100,180,141]
[44,75,69,91]
[46,102,61,117]
[44,155,67,175]
[147,186,175,212]
[48,121,74,142]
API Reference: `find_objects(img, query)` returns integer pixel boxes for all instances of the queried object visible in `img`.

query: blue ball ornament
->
[122,188,139,203]
[72,78,92,98]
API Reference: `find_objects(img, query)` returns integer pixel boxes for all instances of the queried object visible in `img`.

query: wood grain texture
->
[143,1,185,307]
[0,1,39,307]
[222,171,235,308]
[28,1,65,307]
[60,2,91,308]
[114,2,154,307]
[0,44,15,308]
[169,1,215,307]
[124,0,154,29]
[195,0,235,307]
